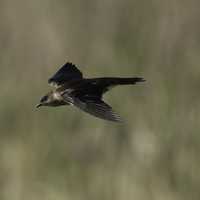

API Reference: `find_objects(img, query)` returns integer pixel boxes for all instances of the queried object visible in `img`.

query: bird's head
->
[36,91,54,108]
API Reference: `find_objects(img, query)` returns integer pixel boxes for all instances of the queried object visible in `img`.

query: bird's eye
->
[41,95,48,102]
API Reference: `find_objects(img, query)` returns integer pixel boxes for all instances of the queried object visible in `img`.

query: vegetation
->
[0,0,200,199]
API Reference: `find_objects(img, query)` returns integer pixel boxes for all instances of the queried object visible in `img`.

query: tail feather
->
[110,77,145,85]
[92,77,145,87]
[84,77,145,95]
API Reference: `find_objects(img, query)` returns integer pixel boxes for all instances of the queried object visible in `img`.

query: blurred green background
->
[0,0,200,199]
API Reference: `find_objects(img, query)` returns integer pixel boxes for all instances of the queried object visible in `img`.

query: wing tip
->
[110,114,124,123]
[48,62,83,87]
[64,62,76,68]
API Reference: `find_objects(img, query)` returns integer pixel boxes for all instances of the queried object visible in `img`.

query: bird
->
[36,62,145,122]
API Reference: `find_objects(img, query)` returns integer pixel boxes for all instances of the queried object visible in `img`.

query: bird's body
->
[37,62,145,122]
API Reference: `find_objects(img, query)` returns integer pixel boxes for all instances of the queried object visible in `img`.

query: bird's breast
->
[53,92,63,101]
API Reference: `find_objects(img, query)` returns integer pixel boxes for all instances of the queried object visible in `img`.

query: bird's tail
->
[109,77,145,85]
[94,77,145,87]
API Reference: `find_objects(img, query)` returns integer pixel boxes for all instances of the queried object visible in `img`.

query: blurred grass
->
[0,0,200,199]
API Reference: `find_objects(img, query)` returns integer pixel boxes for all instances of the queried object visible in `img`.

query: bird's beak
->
[36,103,42,108]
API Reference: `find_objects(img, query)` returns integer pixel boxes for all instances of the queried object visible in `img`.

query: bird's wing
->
[48,62,83,87]
[62,94,122,122]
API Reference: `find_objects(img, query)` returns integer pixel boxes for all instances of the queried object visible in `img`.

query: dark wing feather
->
[48,62,83,87]
[62,94,122,122]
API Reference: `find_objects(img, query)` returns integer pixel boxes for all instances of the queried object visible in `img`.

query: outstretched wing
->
[62,94,122,122]
[48,62,83,87]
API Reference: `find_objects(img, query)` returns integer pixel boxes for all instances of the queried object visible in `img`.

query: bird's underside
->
[37,62,145,122]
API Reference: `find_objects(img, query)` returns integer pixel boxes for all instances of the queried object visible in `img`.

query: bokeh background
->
[0,0,200,199]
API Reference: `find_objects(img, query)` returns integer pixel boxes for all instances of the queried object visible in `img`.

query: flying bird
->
[36,62,145,122]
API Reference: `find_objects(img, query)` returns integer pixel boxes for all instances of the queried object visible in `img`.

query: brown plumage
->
[36,62,145,122]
